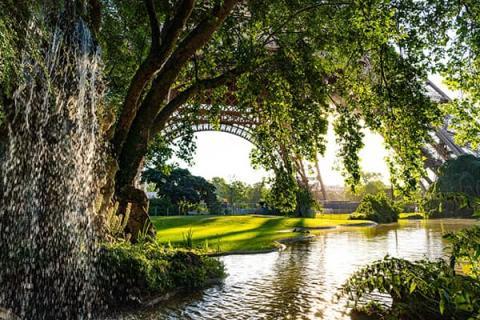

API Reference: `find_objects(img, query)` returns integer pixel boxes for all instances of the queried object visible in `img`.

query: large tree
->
[1,0,476,237]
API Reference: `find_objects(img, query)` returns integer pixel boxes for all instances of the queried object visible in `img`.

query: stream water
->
[124,219,477,320]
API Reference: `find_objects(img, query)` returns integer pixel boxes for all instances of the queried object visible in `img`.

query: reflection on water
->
[124,219,477,320]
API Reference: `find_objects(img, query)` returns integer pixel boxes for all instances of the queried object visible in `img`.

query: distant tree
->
[210,177,271,209]
[210,177,230,202]
[143,168,219,214]
[246,180,269,206]
[346,171,389,201]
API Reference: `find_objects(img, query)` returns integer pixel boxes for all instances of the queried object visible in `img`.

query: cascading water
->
[0,8,104,320]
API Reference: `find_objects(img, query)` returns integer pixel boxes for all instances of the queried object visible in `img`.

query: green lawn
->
[151,214,368,253]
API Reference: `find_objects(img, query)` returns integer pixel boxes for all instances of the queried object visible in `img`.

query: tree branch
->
[158,0,196,55]
[152,66,246,136]
[129,0,240,139]
[112,0,196,154]
[145,0,161,49]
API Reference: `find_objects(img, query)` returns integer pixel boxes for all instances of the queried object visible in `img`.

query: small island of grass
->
[151,214,371,254]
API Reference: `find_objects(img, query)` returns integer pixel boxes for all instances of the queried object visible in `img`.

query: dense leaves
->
[350,193,400,223]
[423,155,480,218]
[143,167,219,214]
[96,0,455,208]
[97,241,225,307]
[3,0,480,217]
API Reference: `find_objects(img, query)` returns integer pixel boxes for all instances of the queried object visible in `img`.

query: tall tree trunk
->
[0,125,7,202]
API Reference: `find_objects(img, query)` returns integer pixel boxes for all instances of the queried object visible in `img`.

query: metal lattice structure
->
[162,104,260,145]
[419,81,477,188]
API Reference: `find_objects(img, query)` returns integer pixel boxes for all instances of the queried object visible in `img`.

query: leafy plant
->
[182,228,194,249]
[97,241,225,307]
[423,155,480,218]
[350,193,400,223]
[136,220,155,244]
[339,227,480,319]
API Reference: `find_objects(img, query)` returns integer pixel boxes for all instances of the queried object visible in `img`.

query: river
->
[124,219,477,320]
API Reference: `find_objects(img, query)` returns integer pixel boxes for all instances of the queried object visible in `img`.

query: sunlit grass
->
[151,214,369,253]
[399,212,425,219]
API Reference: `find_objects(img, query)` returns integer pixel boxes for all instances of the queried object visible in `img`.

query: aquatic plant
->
[339,226,480,319]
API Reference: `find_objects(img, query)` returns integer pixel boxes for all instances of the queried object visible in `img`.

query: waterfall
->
[0,11,104,319]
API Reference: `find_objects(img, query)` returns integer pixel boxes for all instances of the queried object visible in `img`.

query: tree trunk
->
[0,126,7,203]
[114,123,155,241]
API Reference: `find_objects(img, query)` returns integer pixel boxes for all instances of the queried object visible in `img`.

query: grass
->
[399,212,425,219]
[151,214,368,253]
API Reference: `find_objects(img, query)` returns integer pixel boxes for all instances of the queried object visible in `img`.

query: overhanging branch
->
[152,66,246,136]
[112,0,196,154]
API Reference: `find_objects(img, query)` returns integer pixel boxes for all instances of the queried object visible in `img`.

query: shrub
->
[294,187,322,218]
[350,193,399,223]
[423,192,477,218]
[423,155,480,218]
[97,241,225,307]
[339,227,480,319]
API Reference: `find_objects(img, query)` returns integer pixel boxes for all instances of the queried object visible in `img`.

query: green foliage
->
[210,177,269,209]
[294,186,320,218]
[148,197,176,216]
[350,193,399,223]
[105,202,130,241]
[143,167,220,214]
[182,228,194,249]
[444,227,480,279]
[433,1,480,150]
[339,226,480,319]
[424,155,480,218]
[97,241,225,307]
[99,0,450,206]
[345,171,389,201]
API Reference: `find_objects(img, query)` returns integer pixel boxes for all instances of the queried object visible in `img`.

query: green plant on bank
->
[182,228,194,249]
[424,192,480,219]
[423,155,480,218]
[294,186,322,218]
[136,220,156,244]
[339,226,480,320]
[97,240,225,308]
[350,193,400,223]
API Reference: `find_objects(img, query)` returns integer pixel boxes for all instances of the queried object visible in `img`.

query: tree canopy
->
[1,0,479,220]
[143,167,219,213]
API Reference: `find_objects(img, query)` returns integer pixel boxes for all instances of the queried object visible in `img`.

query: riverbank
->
[151,214,373,254]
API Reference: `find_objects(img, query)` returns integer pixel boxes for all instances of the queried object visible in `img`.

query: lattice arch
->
[162,104,260,145]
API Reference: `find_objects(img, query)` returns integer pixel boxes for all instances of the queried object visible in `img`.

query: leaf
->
[440,297,445,315]
[409,281,417,293]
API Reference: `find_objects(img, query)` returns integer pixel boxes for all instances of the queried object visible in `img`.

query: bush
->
[339,227,480,319]
[350,193,399,223]
[97,241,225,307]
[423,155,480,218]
[423,192,477,218]
[294,187,322,218]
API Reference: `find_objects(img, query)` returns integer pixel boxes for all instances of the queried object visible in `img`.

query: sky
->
[175,125,391,186]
